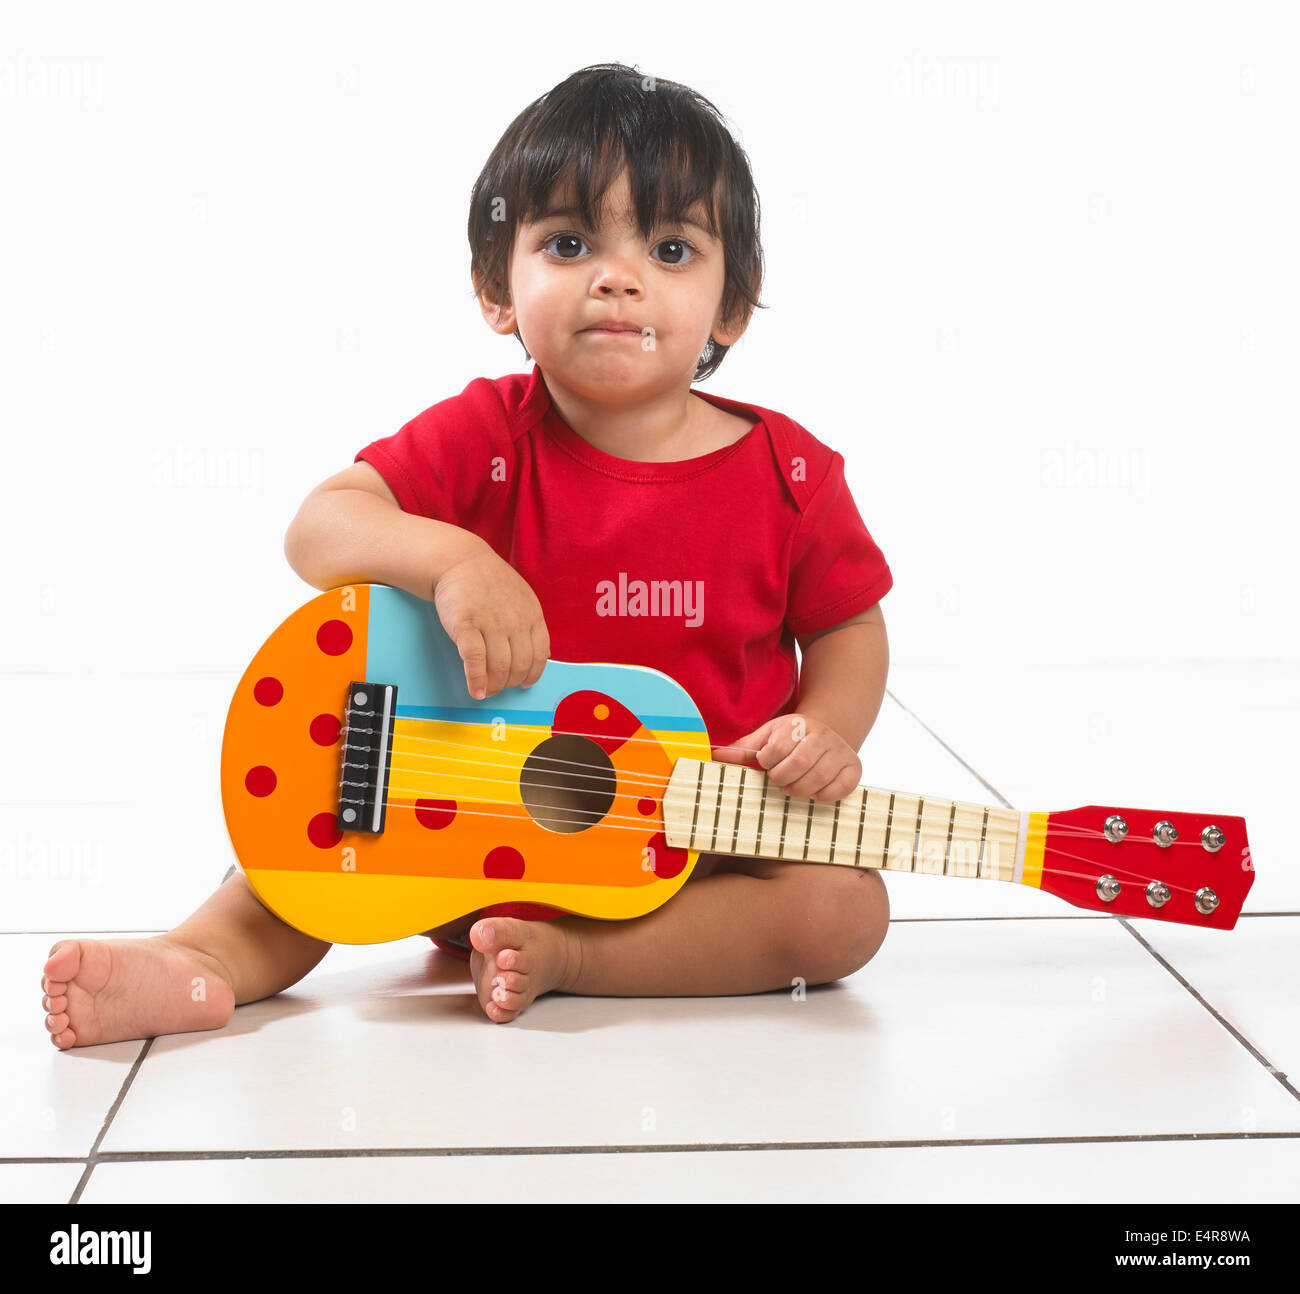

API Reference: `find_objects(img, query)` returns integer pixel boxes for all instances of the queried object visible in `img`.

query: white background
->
[2,2,1295,924]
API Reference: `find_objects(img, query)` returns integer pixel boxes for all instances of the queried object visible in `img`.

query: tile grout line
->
[883,686,1014,809]
[1118,918,1299,1102]
[5,1130,1298,1167]
[886,685,1298,1090]
[67,1036,156,1205]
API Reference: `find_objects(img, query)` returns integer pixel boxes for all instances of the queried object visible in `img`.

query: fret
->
[882,793,897,870]
[884,793,924,872]
[805,796,837,863]
[734,766,762,857]
[758,776,785,858]
[753,768,770,857]
[829,790,859,867]
[689,761,705,853]
[659,759,1036,887]
[700,760,724,851]
[948,799,991,879]
[728,767,744,852]
[776,785,793,859]
[715,763,742,853]
[709,761,726,850]
[920,797,941,876]
[782,793,811,860]
[917,797,967,876]
[722,764,743,853]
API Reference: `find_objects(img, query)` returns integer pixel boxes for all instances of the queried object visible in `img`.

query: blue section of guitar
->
[363,584,708,732]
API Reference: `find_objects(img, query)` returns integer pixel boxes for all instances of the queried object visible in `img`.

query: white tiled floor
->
[4,664,1298,1202]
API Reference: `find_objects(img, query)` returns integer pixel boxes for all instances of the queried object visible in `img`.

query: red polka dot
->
[245,766,276,797]
[310,713,342,746]
[308,813,342,849]
[415,799,457,829]
[254,677,283,706]
[316,619,353,656]
[483,846,525,880]
[646,831,687,879]
[637,797,657,816]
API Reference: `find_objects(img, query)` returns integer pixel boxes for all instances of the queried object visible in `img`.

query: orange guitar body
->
[221,583,712,943]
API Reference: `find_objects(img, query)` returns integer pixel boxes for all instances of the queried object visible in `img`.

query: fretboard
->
[662,758,1042,884]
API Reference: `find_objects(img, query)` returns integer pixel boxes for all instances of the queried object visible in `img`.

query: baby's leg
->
[41,869,332,1050]
[467,852,890,1022]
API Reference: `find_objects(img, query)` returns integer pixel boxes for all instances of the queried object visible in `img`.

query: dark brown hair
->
[467,63,767,382]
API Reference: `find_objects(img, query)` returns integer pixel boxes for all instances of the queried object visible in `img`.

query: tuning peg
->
[1146,880,1171,908]
[1153,820,1178,847]
[1096,875,1121,902]
[1104,815,1128,842]
[1202,825,1226,853]
[1195,887,1220,915]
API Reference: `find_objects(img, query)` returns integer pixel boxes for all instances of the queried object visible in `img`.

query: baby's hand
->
[712,713,862,802]
[433,549,550,699]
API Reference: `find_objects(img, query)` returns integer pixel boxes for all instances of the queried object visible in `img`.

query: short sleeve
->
[354,381,511,524]
[785,452,893,636]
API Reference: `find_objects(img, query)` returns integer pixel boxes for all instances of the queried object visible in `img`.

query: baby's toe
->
[45,941,79,975]
[490,971,525,1007]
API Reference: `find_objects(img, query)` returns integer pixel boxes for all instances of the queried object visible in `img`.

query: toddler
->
[41,63,893,1044]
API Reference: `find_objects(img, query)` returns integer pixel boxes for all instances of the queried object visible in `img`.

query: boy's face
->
[479,169,748,398]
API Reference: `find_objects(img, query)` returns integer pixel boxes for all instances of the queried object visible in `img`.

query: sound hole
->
[520,734,616,834]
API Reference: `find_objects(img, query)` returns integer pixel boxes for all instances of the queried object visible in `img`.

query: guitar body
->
[221,583,712,944]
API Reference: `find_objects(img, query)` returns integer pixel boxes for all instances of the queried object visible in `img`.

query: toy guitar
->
[220,583,1255,944]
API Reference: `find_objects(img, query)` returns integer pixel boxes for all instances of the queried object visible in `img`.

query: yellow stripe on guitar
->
[1022,812,1049,888]
[390,717,544,805]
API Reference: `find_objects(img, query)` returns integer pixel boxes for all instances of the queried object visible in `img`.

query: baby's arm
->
[713,604,889,801]
[285,460,486,601]
[792,603,889,753]
[284,460,549,697]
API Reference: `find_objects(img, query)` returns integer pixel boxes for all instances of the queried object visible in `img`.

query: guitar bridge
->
[336,681,398,834]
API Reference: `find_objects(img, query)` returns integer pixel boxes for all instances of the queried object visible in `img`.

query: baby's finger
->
[521,621,550,688]
[781,751,844,801]
[758,715,804,769]
[458,629,489,700]
[481,630,512,698]
[504,629,534,692]
[768,735,829,792]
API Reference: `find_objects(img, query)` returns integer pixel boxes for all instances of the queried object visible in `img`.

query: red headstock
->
[1038,804,1253,929]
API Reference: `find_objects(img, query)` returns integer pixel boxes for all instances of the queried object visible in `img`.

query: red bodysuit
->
[355,364,894,958]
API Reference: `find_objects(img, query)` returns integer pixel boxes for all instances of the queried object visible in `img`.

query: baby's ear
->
[474,274,516,335]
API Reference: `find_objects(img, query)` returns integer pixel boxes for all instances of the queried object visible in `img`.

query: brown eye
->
[654,239,694,266]
[544,233,588,259]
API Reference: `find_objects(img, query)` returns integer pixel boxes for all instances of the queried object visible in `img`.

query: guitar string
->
[324,796,1220,901]
[359,714,1226,851]
[369,771,1226,891]
[324,712,1235,894]
[379,778,1021,840]
[351,732,1225,853]
[350,712,1239,850]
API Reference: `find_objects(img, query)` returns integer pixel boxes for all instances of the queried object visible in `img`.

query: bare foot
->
[468,917,579,1023]
[41,936,236,1050]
